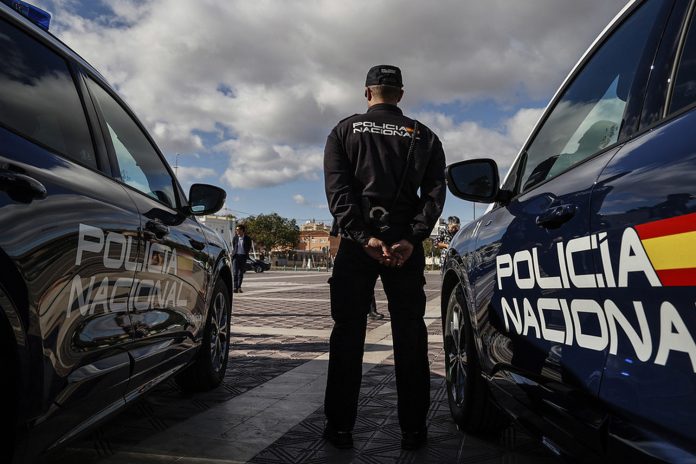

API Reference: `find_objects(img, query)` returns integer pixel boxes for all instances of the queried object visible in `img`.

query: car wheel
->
[0,349,14,463]
[444,284,507,433]
[254,264,263,273]
[0,285,16,462]
[176,279,231,392]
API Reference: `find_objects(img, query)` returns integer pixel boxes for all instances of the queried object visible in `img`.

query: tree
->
[422,237,435,257]
[242,213,300,251]
[421,237,441,270]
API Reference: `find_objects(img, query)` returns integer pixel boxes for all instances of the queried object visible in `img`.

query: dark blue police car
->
[441,0,696,461]
[0,2,233,462]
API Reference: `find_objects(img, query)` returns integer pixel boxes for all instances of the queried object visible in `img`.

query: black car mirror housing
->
[446,159,505,204]
[188,183,226,216]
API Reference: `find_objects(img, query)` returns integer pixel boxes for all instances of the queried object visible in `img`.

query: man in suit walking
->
[232,224,252,293]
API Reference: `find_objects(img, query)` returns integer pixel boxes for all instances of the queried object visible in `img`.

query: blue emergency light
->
[1,0,51,31]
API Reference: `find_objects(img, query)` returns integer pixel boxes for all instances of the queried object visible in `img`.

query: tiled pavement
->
[45,271,558,464]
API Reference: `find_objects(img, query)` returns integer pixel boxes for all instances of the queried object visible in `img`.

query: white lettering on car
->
[495,225,696,372]
[67,224,188,318]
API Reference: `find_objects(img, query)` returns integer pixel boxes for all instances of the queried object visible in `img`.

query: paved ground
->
[45,271,557,464]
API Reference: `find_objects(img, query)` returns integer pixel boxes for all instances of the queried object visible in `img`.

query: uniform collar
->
[367,103,403,114]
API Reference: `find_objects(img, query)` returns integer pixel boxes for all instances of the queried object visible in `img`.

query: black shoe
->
[368,310,384,320]
[323,424,353,449]
[401,427,427,450]
[238,288,243,293]
[233,289,239,293]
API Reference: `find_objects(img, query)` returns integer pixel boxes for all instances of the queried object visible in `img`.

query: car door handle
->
[536,204,576,229]
[189,238,205,251]
[0,169,47,199]
[145,220,169,238]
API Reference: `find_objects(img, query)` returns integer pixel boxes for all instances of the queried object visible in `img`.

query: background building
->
[298,220,340,257]
[199,215,236,250]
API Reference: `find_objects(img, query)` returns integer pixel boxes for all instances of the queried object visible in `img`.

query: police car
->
[0,2,233,462]
[441,0,695,461]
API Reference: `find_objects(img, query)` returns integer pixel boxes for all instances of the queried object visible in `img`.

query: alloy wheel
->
[209,291,229,372]
[446,299,468,408]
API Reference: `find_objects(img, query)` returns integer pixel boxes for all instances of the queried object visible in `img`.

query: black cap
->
[365,65,403,87]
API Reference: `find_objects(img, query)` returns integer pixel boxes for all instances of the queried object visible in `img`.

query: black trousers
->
[232,254,248,289]
[324,239,429,432]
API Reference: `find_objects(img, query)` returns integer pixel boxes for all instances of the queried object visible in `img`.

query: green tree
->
[242,213,300,251]
[422,237,435,257]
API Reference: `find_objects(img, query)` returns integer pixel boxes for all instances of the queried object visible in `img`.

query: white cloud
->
[174,165,216,193]
[417,107,545,171]
[217,137,322,189]
[44,0,626,189]
[175,165,216,182]
[292,193,329,210]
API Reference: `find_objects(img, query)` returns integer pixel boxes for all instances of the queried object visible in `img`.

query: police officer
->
[435,215,460,267]
[323,65,446,450]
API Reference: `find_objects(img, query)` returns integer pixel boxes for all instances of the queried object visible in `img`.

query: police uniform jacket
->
[324,103,446,245]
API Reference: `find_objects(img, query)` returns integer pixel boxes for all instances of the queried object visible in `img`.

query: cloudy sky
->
[37,0,627,226]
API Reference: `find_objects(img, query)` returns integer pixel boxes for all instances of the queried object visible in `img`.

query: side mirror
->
[188,184,226,216]
[446,159,501,203]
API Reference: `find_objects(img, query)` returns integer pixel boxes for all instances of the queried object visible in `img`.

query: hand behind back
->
[390,240,413,265]
[364,238,414,268]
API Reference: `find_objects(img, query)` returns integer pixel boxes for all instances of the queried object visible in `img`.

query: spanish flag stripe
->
[656,268,696,286]
[634,211,696,240]
[640,231,696,270]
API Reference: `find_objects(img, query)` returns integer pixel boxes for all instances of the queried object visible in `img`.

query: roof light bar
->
[1,0,51,31]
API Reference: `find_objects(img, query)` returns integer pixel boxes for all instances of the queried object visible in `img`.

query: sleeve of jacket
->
[405,134,446,245]
[324,129,370,245]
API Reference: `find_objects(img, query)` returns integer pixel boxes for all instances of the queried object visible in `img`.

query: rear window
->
[0,18,96,168]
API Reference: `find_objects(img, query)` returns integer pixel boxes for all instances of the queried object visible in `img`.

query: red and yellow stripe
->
[635,212,696,286]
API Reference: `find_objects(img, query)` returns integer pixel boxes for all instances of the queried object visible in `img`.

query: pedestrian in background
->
[323,64,446,450]
[435,215,460,268]
[232,224,252,293]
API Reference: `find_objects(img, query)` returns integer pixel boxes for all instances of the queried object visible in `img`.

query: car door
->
[472,0,672,454]
[83,75,211,397]
[0,14,138,449]
[593,5,696,458]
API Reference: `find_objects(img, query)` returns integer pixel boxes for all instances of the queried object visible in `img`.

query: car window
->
[86,77,177,209]
[0,18,96,168]
[669,11,696,114]
[518,0,661,193]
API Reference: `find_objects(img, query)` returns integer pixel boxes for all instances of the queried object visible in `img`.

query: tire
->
[0,349,15,463]
[443,284,507,434]
[176,279,231,392]
[0,285,17,462]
